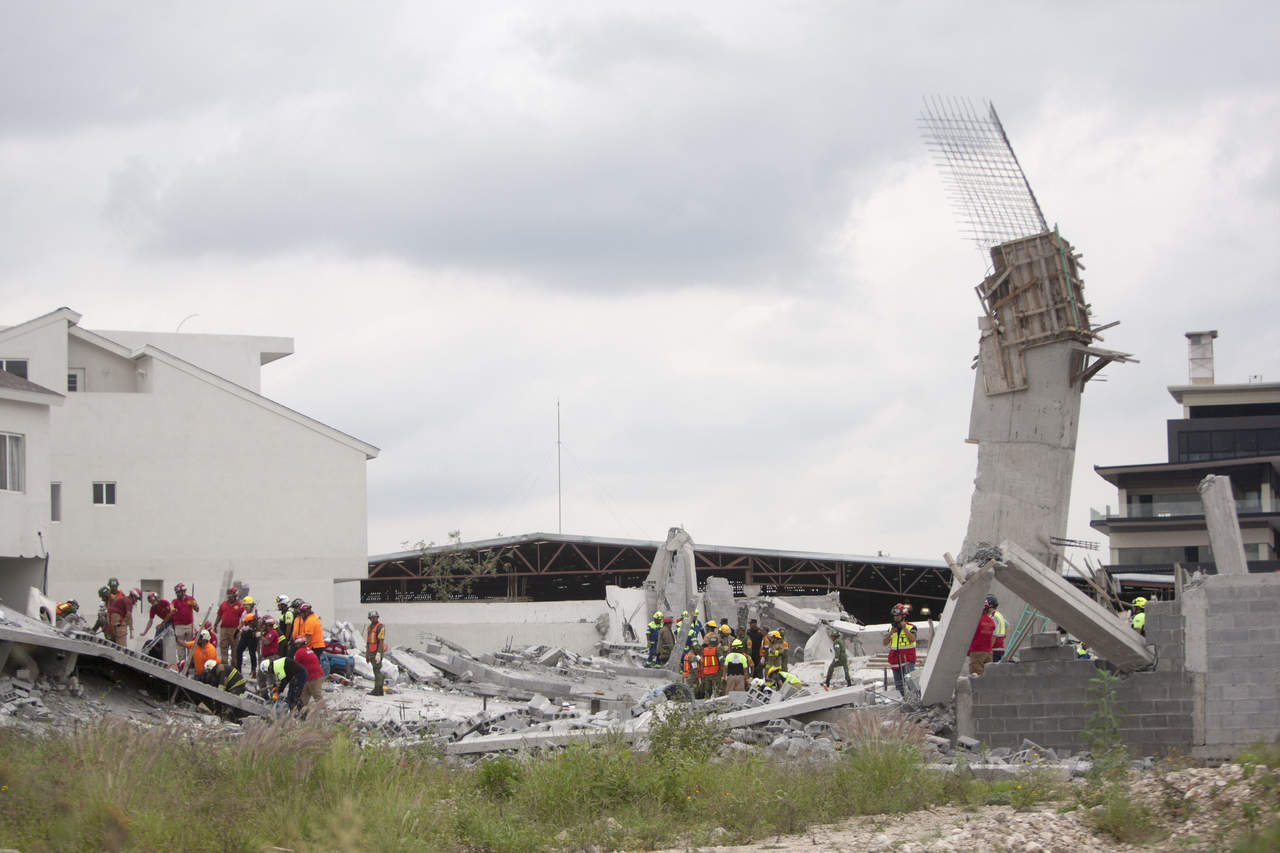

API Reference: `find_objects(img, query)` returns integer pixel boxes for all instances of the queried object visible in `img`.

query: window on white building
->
[67,368,86,392]
[0,359,28,380]
[0,433,23,491]
[92,481,116,505]
[51,482,62,521]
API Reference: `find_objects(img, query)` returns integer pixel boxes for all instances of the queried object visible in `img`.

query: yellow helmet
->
[769,630,782,639]
[243,596,254,606]
[706,620,717,629]
[720,624,731,634]
[766,666,780,676]
[653,611,662,620]
[1132,597,1148,609]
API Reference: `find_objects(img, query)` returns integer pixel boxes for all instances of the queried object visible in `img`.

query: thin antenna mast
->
[556,399,562,534]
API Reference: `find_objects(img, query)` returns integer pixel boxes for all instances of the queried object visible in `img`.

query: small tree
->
[404,531,512,601]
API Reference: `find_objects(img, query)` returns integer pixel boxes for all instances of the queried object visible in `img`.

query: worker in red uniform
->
[142,591,172,638]
[106,588,140,646]
[215,587,244,658]
[170,583,199,649]
[259,615,280,661]
[293,638,325,711]
[968,598,997,675]
[883,603,918,696]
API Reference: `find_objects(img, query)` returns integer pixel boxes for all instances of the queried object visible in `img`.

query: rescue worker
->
[106,577,121,597]
[734,626,752,672]
[656,616,675,665]
[775,628,790,669]
[702,619,718,646]
[170,583,199,651]
[883,603,918,696]
[682,638,702,696]
[276,594,295,639]
[234,610,260,677]
[1075,640,1093,660]
[824,628,851,689]
[55,600,80,621]
[366,610,387,696]
[260,615,280,660]
[1130,596,1148,636]
[988,595,1008,662]
[645,611,663,666]
[747,619,765,677]
[215,587,244,658]
[292,602,326,671]
[722,639,750,694]
[678,609,702,651]
[293,638,325,711]
[185,629,220,676]
[764,630,786,672]
[106,587,139,646]
[142,591,172,639]
[718,623,733,653]
[968,598,997,675]
[89,586,111,636]
[700,632,722,698]
[767,666,803,689]
[219,662,247,695]
[261,656,307,711]
[197,658,222,687]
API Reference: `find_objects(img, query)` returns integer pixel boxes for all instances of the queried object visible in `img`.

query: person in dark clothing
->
[747,619,765,678]
[220,664,247,695]
[261,657,306,711]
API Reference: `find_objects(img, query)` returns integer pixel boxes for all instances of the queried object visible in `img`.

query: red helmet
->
[128,588,142,600]
[174,582,186,595]
[146,591,158,602]
[226,586,238,597]
[263,615,276,627]
[891,602,912,618]
[298,602,312,614]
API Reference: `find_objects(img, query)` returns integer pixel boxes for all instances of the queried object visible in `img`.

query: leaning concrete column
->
[919,560,995,705]
[1198,474,1249,576]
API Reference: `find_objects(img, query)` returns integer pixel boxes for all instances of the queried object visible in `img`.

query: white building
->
[0,308,378,630]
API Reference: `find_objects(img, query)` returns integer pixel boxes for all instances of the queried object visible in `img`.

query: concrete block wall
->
[971,600,1195,755]
[1199,574,1280,754]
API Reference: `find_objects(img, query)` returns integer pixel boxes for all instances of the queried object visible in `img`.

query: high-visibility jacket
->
[992,610,1007,650]
[293,613,324,650]
[1132,611,1146,633]
[776,670,802,686]
[887,623,917,668]
[367,621,387,654]
[682,649,700,677]
[723,651,749,675]
[187,640,220,675]
[700,644,720,676]
[221,666,247,695]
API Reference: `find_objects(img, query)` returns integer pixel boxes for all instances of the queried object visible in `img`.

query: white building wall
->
[0,400,53,558]
[94,330,292,393]
[0,318,69,393]
[67,336,138,393]
[47,355,369,626]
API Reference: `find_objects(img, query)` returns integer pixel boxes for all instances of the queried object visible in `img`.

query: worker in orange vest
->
[700,636,722,698]
[366,610,388,696]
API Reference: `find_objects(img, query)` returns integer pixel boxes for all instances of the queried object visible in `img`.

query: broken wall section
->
[969,572,1280,759]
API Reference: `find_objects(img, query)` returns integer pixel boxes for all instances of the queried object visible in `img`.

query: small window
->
[51,482,61,521]
[0,359,28,380]
[1,433,23,492]
[67,368,85,393]
[92,481,116,505]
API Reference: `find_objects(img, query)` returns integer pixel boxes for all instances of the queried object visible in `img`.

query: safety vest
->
[272,657,289,680]
[682,649,699,677]
[777,670,802,686]
[700,644,720,676]
[723,651,749,674]
[1132,611,1146,632]
[367,621,386,654]
[889,624,917,650]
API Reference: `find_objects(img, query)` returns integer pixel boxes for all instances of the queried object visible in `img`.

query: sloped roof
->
[0,369,64,406]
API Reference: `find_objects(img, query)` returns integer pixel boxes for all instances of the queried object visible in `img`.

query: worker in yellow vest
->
[1130,597,1148,636]
[366,610,388,696]
[883,602,918,696]
[988,595,1008,662]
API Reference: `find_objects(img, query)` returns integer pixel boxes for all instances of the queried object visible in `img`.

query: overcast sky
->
[4,2,1277,562]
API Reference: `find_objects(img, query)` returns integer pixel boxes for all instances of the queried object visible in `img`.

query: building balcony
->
[1091,498,1263,521]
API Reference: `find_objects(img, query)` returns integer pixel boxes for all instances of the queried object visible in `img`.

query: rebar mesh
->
[920,96,1048,251]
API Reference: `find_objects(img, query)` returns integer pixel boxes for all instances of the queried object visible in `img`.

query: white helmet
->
[259,660,271,675]
[276,594,290,607]
[203,659,218,673]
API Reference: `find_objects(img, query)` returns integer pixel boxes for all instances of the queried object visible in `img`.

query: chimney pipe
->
[1185,330,1218,385]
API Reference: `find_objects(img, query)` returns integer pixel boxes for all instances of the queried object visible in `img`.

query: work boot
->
[368,688,384,696]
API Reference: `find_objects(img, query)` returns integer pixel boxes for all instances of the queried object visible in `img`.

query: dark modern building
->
[1091,331,1280,590]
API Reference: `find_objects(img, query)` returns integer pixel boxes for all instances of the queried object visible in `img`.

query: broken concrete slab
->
[714,685,869,729]
[446,721,642,755]
[385,648,442,683]
[1198,474,1249,576]
[995,540,1153,672]
[919,560,996,705]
